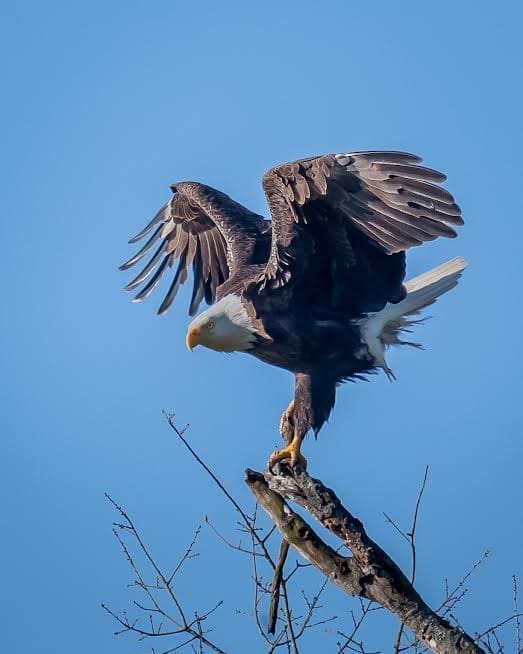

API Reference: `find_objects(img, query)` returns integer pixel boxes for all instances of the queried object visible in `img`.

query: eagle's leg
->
[278,399,295,445]
[269,371,335,470]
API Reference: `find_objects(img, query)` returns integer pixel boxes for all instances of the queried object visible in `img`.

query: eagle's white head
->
[185,294,258,353]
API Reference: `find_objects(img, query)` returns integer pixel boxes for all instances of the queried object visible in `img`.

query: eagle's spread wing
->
[260,151,464,313]
[120,182,265,315]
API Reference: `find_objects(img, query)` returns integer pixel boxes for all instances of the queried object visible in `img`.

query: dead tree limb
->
[246,466,484,654]
[268,540,289,634]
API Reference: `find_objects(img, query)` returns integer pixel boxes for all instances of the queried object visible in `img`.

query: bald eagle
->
[121,151,465,467]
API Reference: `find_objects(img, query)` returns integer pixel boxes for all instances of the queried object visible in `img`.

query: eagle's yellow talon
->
[269,439,307,470]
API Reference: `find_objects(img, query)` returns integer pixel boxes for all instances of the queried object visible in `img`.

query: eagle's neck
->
[213,294,258,351]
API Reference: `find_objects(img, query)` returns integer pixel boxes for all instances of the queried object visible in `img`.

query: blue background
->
[2,1,522,652]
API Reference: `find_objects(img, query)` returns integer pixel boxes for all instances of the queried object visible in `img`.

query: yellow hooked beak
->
[186,328,200,352]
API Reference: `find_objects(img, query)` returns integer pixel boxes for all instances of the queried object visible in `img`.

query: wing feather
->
[123,242,167,291]
[120,225,163,270]
[132,256,171,302]
[121,182,266,315]
[189,248,206,316]
[157,250,189,315]
[261,150,464,288]
[199,231,212,283]
[128,204,169,244]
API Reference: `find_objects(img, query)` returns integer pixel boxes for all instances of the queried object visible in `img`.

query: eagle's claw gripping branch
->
[268,437,308,471]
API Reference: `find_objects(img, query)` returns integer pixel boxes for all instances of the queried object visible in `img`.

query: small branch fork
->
[245,466,484,654]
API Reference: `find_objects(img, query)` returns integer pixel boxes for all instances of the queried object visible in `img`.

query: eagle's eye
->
[207,321,214,330]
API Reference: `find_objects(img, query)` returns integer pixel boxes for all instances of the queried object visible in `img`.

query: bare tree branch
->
[246,466,484,654]
[105,415,519,653]
[268,540,290,634]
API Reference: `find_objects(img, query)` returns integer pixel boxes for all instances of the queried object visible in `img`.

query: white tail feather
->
[359,257,467,380]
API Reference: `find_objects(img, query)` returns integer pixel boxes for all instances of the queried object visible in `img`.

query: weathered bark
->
[245,467,484,654]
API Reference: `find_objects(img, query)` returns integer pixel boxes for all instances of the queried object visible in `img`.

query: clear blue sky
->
[2,1,522,652]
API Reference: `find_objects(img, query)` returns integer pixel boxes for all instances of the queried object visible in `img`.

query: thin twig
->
[409,465,429,586]
[476,614,523,641]
[392,466,429,653]
[164,411,276,570]
[514,576,521,654]
[337,599,377,653]
[205,516,264,557]
[295,577,332,639]
[437,551,491,615]
[168,525,201,585]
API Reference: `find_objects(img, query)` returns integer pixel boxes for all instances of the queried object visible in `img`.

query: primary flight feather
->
[121,151,466,467]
